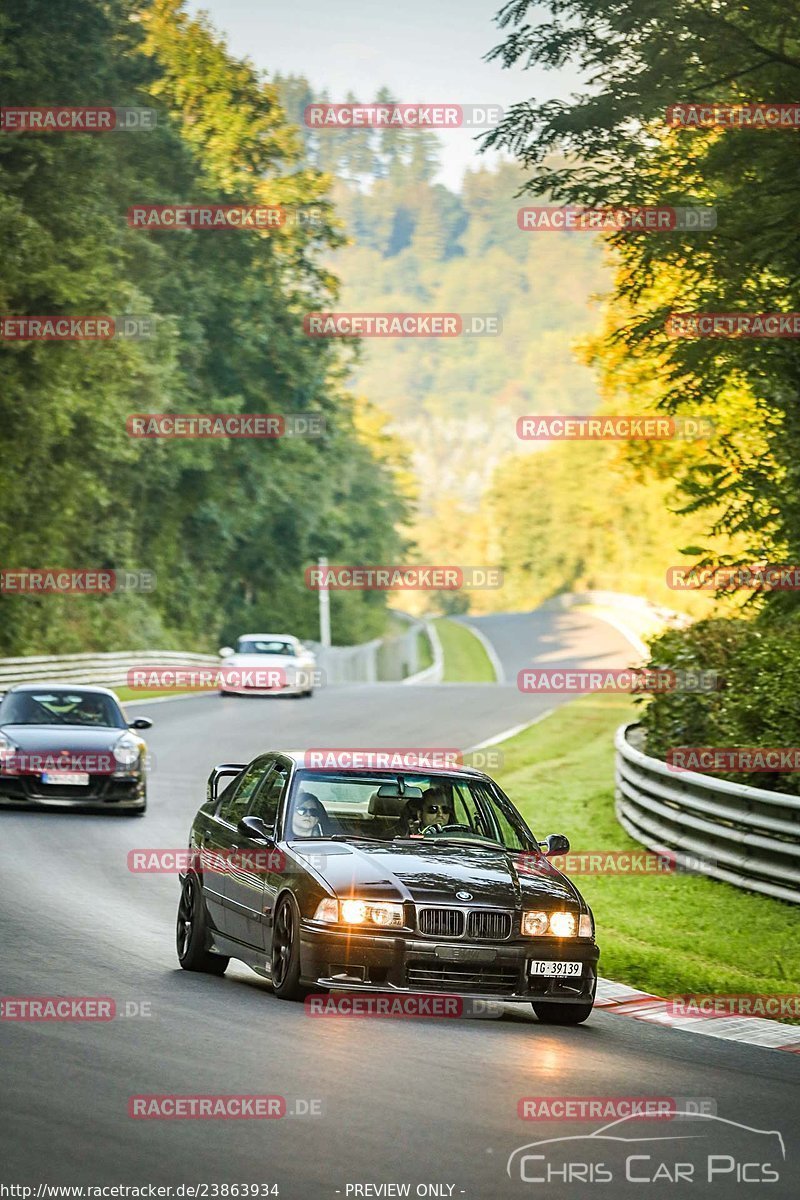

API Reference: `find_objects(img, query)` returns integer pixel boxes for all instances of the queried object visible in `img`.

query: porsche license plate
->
[529,959,582,977]
[41,771,89,786]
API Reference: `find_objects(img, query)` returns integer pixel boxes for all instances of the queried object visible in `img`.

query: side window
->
[248,762,290,830]
[218,759,272,826]
[478,785,527,851]
[453,782,494,839]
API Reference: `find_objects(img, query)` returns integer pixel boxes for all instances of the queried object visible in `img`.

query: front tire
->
[177,874,229,975]
[532,1000,594,1025]
[270,894,303,999]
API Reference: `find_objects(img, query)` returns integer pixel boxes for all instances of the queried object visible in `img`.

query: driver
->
[419,784,453,831]
[290,791,327,838]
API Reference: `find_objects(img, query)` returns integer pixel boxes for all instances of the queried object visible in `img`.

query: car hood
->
[0,724,125,752]
[287,839,582,909]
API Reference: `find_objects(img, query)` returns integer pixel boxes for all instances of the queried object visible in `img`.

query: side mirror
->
[219,646,235,658]
[129,717,153,730]
[237,815,273,843]
[540,833,570,857]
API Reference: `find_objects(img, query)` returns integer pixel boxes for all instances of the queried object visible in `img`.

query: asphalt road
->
[1,607,798,1198]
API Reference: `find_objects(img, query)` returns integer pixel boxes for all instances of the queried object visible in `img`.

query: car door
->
[225,758,291,950]
[204,756,274,937]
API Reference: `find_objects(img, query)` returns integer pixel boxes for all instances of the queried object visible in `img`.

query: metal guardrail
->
[0,616,438,692]
[0,651,220,690]
[615,722,800,905]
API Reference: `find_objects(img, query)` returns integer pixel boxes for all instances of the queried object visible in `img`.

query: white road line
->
[466,708,554,753]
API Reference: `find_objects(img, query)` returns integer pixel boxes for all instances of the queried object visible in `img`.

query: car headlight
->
[579,913,593,938]
[522,910,579,937]
[313,898,405,928]
[112,732,143,773]
[0,731,18,770]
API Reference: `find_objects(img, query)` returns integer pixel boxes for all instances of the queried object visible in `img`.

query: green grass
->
[494,692,800,1007]
[116,685,194,702]
[415,627,434,672]
[435,618,496,683]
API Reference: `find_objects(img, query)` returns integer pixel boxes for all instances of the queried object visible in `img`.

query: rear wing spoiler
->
[207,762,247,804]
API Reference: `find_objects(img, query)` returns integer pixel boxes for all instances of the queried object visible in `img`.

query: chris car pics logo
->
[506,1112,784,1185]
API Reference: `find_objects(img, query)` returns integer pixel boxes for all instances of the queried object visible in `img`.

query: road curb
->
[595,978,800,1053]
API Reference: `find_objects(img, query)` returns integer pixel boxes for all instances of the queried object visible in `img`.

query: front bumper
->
[0,772,146,810]
[299,922,599,1004]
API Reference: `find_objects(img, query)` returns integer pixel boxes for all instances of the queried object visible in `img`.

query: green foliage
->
[485,0,800,592]
[639,616,800,794]
[0,0,409,654]
[485,438,723,614]
[497,693,800,1000]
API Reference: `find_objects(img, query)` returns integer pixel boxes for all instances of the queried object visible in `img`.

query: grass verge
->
[435,618,496,683]
[494,691,800,1006]
[116,686,195,703]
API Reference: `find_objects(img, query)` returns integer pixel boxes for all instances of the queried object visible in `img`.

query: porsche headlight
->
[313,898,404,928]
[0,731,18,770]
[112,732,143,773]
[522,910,579,937]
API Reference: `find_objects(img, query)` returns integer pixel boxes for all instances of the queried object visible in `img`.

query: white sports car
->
[218,634,317,698]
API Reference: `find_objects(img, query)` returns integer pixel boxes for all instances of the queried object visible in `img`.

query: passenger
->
[396,797,422,836]
[290,791,327,838]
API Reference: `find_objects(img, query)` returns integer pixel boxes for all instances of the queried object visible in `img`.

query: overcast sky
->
[187,0,583,189]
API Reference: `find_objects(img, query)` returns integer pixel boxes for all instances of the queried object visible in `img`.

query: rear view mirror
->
[375,783,424,799]
[129,717,152,730]
[219,646,235,658]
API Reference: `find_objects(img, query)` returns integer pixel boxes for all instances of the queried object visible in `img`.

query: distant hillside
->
[276,77,609,509]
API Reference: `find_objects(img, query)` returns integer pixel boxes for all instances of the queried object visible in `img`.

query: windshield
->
[285,772,536,851]
[0,690,126,728]
[237,639,296,657]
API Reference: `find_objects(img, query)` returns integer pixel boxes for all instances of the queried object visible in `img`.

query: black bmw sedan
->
[178,752,599,1024]
[0,683,152,814]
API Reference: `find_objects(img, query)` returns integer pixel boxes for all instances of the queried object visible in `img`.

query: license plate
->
[529,959,582,977]
[41,771,89,786]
